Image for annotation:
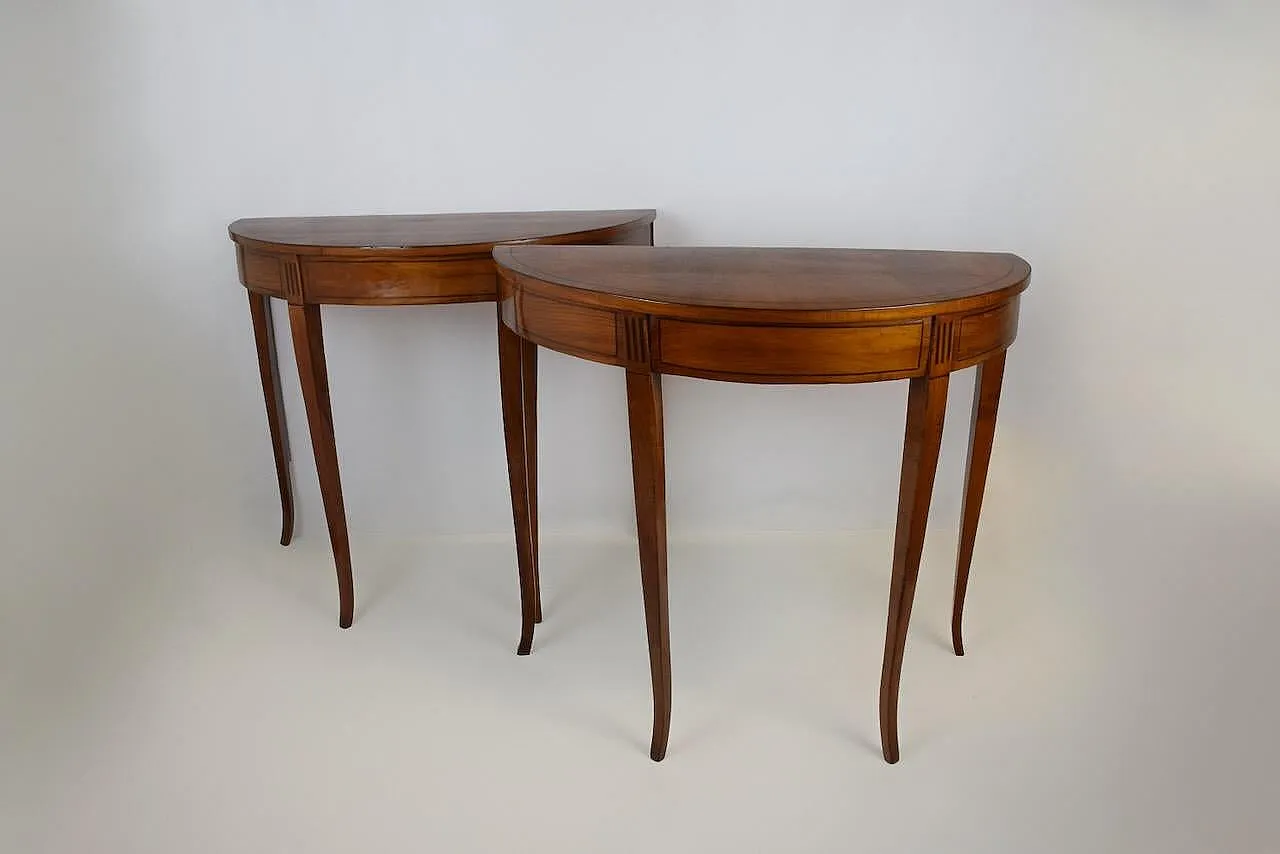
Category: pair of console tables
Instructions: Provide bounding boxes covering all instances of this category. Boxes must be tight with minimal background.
[229,210,1029,764]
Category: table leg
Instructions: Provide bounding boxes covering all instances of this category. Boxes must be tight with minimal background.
[626,370,671,762]
[521,338,542,624]
[287,303,355,629]
[247,291,294,546]
[880,374,949,763]
[952,351,1007,656]
[498,319,539,655]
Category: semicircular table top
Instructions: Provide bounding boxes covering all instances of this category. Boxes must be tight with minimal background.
[229,209,656,257]
[493,245,1030,319]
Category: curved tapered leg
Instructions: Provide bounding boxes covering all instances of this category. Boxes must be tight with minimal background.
[880,374,949,763]
[952,351,1006,657]
[626,370,671,762]
[247,291,294,546]
[498,318,538,655]
[287,303,355,629]
[521,338,542,624]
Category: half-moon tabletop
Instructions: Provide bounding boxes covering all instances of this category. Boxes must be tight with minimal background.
[491,244,1030,763]
[229,210,656,628]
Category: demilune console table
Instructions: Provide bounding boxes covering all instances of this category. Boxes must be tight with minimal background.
[492,244,1030,763]
[229,210,656,627]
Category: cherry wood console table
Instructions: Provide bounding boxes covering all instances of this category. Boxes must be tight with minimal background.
[493,245,1030,763]
[229,210,655,627]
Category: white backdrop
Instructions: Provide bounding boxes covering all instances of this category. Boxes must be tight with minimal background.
[10,0,1277,549]
[2,2,1279,840]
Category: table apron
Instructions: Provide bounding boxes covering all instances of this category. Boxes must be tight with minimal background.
[235,220,653,306]
[239,248,506,305]
[502,289,1020,382]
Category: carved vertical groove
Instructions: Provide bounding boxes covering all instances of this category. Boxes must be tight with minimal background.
[281,256,305,303]
[617,313,650,364]
[931,317,957,371]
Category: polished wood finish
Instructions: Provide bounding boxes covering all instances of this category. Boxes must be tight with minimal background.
[625,370,672,762]
[495,246,1026,318]
[494,245,1029,763]
[497,319,539,655]
[656,318,926,382]
[520,338,542,625]
[230,211,655,627]
[231,211,656,255]
[880,373,949,763]
[287,302,354,628]
[233,212,656,307]
[247,291,293,547]
[952,349,1007,657]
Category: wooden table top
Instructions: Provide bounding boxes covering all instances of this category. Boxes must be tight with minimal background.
[229,210,656,257]
[493,246,1030,321]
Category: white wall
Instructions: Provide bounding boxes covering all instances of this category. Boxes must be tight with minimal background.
[2,0,1278,843]
[5,0,1277,546]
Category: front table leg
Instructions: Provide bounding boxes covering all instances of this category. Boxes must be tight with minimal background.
[952,351,1007,656]
[625,370,672,762]
[498,320,539,655]
[287,303,355,629]
[247,291,294,546]
[880,374,949,763]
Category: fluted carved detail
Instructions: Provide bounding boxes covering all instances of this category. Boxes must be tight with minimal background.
[617,313,650,364]
[930,317,957,371]
[281,256,305,303]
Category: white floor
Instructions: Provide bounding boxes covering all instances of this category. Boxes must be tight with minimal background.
[6,514,1278,853]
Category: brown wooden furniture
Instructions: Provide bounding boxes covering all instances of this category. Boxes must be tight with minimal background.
[493,245,1030,763]
[229,211,656,628]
